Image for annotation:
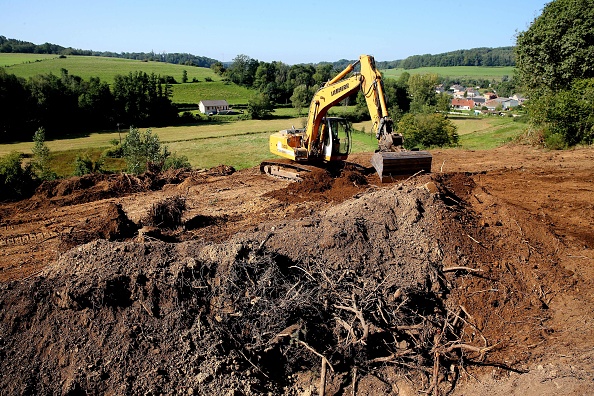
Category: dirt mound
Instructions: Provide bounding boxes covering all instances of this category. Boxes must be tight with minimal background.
[266,163,371,204]
[0,175,541,395]
[58,202,138,251]
[27,166,237,209]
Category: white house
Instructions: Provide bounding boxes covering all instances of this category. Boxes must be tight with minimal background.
[199,100,230,114]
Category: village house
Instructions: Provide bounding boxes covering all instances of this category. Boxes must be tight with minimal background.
[485,97,519,111]
[450,84,465,93]
[199,100,230,115]
[451,98,475,110]
[472,97,486,108]
[512,94,527,105]
[483,92,498,100]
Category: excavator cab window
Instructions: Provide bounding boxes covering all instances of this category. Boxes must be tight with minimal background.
[327,118,351,156]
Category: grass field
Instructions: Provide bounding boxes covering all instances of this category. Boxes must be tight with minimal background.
[451,115,527,149]
[0,115,526,177]
[381,66,516,81]
[0,54,256,104]
[352,114,527,150]
[171,82,254,105]
[0,54,221,84]
[0,53,60,67]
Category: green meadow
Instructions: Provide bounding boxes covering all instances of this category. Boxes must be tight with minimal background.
[172,82,253,105]
[381,66,515,80]
[449,115,527,149]
[1,54,220,83]
[0,54,253,105]
[0,53,60,67]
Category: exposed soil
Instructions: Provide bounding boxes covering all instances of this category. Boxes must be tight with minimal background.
[0,145,593,395]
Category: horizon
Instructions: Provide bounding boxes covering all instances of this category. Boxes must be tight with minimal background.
[2,1,549,64]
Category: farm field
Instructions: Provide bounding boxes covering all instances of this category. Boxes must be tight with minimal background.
[449,115,528,149]
[381,65,515,80]
[171,82,253,105]
[0,53,252,105]
[0,53,59,67]
[0,54,220,84]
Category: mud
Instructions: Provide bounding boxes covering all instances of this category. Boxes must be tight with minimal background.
[0,145,593,395]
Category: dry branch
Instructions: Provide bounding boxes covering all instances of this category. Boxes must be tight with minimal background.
[442,266,483,273]
[334,302,369,345]
[297,340,334,373]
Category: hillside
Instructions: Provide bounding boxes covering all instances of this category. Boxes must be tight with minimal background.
[0,54,220,84]
[0,53,254,105]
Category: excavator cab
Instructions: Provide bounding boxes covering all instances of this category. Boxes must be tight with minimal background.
[321,117,351,161]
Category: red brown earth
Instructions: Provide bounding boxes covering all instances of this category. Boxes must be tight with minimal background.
[0,145,592,395]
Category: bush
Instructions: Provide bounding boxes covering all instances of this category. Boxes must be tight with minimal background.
[163,153,191,170]
[103,144,123,158]
[247,93,273,119]
[397,113,459,149]
[122,127,170,174]
[528,78,594,147]
[0,152,37,200]
[73,154,104,176]
[544,133,567,150]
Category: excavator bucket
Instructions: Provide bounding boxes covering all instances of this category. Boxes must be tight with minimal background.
[371,151,433,182]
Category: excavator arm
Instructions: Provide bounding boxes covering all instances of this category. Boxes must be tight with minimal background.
[304,55,395,157]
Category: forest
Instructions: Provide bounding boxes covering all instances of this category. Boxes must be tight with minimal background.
[0,68,178,142]
[377,47,516,69]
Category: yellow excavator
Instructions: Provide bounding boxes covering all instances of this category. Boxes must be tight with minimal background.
[260,55,432,181]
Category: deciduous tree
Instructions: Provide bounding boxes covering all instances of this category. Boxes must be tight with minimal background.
[515,0,594,93]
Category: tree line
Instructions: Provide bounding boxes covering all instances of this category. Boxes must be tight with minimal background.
[0,68,178,142]
[1,36,517,71]
[377,47,516,69]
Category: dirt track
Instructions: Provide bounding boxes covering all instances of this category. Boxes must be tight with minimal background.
[0,145,593,395]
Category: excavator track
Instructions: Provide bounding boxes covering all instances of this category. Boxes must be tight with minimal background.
[260,160,317,181]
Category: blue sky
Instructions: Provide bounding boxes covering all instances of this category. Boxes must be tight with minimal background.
[1,0,550,64]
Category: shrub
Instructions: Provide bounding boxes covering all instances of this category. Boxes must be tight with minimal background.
[122,127,170,174]
[73,154,104,176]
[163,153,191,170]
[397,113,459,149]
[528,79,594,147]
[544,133,567,150]
[31,127,57,181]
[0,152,37,200]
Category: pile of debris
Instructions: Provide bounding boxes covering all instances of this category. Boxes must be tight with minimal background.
[0,175,524,395]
